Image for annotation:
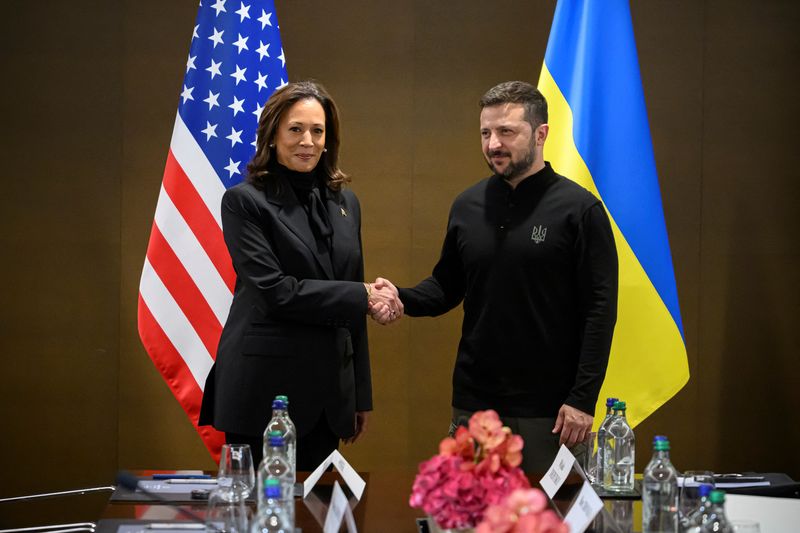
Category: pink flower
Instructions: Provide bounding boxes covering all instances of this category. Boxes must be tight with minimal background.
[476,489,568,533]
[440,426,476,461]
[469,410,506,450]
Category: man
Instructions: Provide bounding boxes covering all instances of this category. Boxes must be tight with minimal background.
[383,81,618,472]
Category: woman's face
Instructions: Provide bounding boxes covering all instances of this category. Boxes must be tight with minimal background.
[273,98,326,173]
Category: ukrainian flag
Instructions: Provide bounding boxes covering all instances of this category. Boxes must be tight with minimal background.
[538,0,689,427]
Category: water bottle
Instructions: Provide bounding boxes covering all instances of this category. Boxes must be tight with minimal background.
[250,478,293,533]
[257,432,294,524]
[604,401,635,491]
[642,435,679,532]
[595,397,619,487]
[699,490,733,532]
[265,398,296,483]
[683,483,714,532]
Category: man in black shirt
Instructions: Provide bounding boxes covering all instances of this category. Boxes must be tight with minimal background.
[378,81,618,471]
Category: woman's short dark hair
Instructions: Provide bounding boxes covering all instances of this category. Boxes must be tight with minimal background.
[479,81,548,129]
[247,80,349,191]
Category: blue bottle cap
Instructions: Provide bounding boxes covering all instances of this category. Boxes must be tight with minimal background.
[654,435,668,442]
[272,399,287,409]
[698,483,714,497]
[606,397,619,407]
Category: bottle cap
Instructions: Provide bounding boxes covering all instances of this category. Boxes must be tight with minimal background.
[698,483,714,497]
[272,399,287,410]
[613,401,626,410]
[709,489,726,504]
[275,395,289,404]
[268,432,285,447]
[653,439,670,451]
[654,435,668,441]
[606,397,619,407]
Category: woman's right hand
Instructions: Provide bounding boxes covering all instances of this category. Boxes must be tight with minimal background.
[365,280,403,325]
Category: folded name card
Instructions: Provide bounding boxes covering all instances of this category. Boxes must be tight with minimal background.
[303,449,366,500]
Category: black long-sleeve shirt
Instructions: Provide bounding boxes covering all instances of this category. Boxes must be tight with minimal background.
[399,162,618,417]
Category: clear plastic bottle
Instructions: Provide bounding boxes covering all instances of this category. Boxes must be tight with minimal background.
[604,401,635,491]
[257,432,294,524]
[595,397,619,487]
[699,490,733,532]
[683,483,714,532]
[250,478,293,533]
[642,435,679,532]
[265,398,296,483]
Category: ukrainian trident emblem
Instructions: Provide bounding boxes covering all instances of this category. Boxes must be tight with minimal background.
[531,225,547,244]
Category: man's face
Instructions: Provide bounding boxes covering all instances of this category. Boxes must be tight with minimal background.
[480,103,537,180]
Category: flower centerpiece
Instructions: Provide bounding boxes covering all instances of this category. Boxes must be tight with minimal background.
[410,410,564,532]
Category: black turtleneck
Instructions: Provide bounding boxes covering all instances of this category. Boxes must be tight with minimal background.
[270,161,333,246]
[398,162,618,418]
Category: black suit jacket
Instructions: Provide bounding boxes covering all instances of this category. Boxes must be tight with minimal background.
[199,177,372,439]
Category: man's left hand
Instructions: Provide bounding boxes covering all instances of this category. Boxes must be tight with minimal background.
[344,411,370,444]
[552,404,593,447]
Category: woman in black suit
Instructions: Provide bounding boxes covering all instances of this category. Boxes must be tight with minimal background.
[199,81,401,469]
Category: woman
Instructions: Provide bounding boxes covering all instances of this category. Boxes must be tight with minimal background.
[199,81,400,469]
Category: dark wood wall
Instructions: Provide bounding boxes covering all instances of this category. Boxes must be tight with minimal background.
[1,0,797,524]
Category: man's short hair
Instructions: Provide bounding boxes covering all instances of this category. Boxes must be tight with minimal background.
[479,81,548,129]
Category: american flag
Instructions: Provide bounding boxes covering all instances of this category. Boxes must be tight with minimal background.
[138,0,288,458]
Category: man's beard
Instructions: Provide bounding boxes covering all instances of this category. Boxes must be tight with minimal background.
[486,147,536,180]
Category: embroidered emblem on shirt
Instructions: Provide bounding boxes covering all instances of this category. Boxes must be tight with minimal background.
[531,225,547,244]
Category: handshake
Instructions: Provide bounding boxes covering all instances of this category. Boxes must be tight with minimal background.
[364,277,403,325]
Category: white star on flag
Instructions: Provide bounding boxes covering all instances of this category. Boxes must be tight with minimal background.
[278,48,285,67]
[186,55,197,72]
[226,127,243,147]
[235,2,251,21]
[211,0,227,16]
[230,65,247,85]
[201,121,218,140]
[181,85,194,103]
[258,10,272,28]
[206,59,222,78]
[208,27,225,48]
[224,158,242,177]
[204,90,220,110]
[228,96,246,116]
[256,41,270,60]
[233,33,249,53]
[254,72,268,92]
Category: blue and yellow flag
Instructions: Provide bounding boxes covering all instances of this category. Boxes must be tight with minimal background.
[538,0,688,427]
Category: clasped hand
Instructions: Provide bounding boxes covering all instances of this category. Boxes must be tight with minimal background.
[366,277,403,325]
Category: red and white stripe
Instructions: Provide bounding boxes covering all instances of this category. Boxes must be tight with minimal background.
[138,113,235,458]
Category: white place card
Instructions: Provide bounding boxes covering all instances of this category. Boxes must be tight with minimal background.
[322,481,357,533]
[302,449,366,501]
[330,450,366,500]
[563,481,604,533]
[540,445,577,499]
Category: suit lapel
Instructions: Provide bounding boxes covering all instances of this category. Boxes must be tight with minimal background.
[267,177,335,280]
[324,188,353,280]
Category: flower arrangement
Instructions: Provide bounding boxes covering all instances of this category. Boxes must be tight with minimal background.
[409,410,533,530]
